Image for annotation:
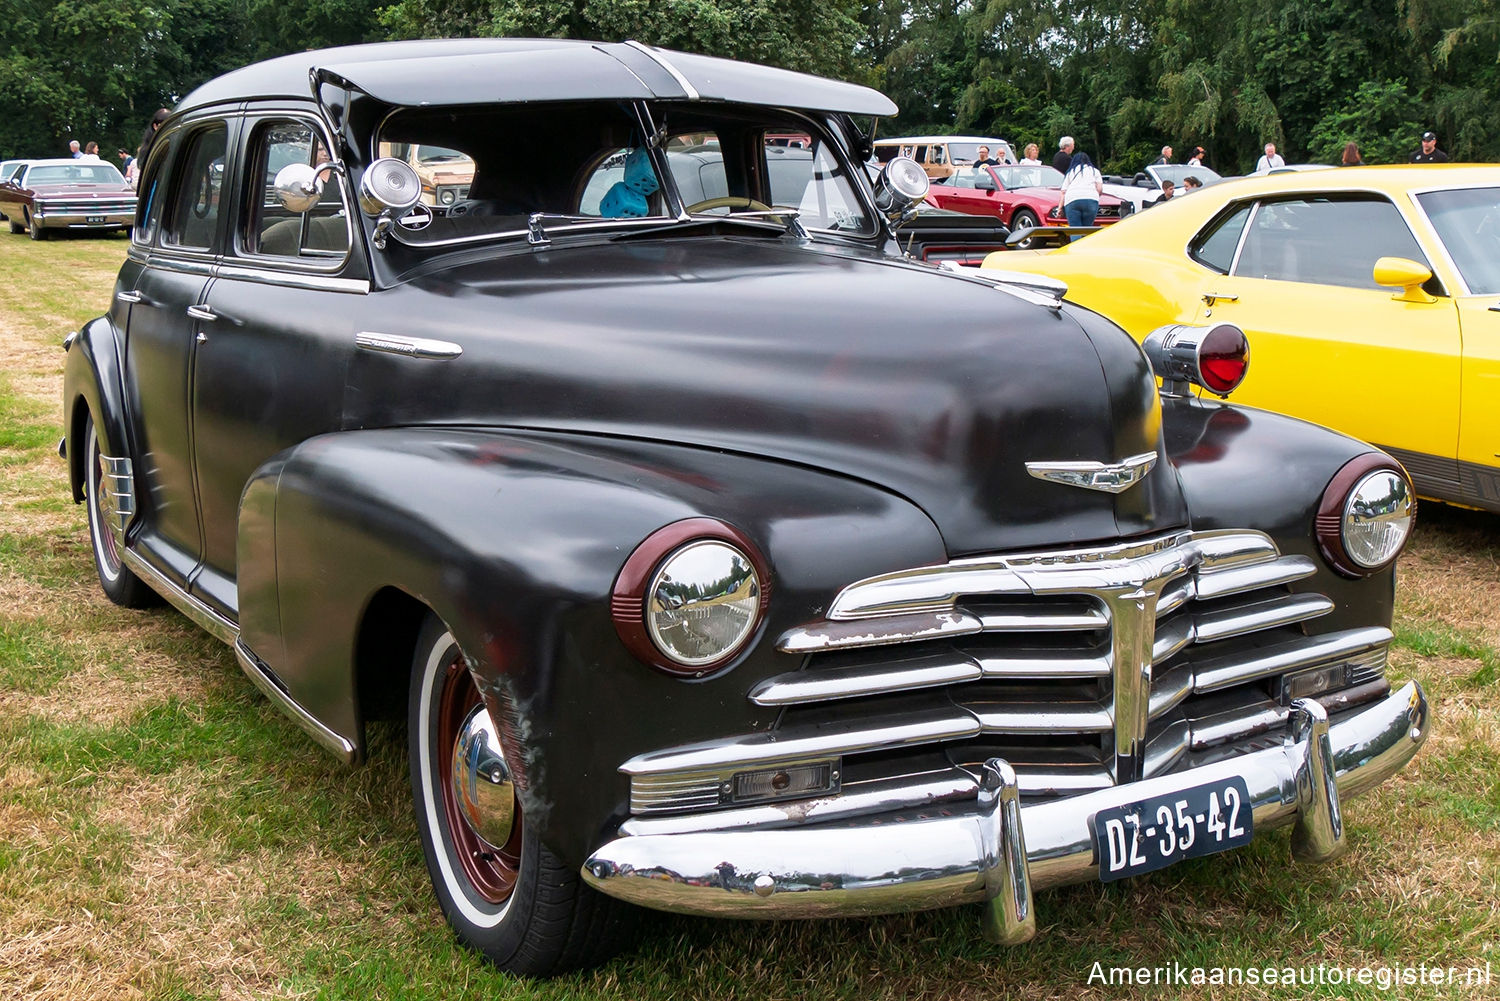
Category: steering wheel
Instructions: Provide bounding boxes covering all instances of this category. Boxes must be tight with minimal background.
[685,196,773,214]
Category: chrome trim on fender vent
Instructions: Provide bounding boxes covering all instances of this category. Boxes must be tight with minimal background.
[355,331,463,359]
[627,530,1391,816]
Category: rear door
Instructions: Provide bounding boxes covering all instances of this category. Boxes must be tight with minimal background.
[1188,194,1460,474]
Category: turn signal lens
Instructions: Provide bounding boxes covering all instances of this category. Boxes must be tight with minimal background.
[1316,456,1416,576]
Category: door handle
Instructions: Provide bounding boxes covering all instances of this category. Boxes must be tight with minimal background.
[186,304,217,322]
[1201,292,1239,306]
[115,290,144,304]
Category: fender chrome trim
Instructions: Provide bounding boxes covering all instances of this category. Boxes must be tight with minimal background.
[235,639,357,764]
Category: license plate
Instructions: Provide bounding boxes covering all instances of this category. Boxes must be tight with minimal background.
[86,215,105,224]
[1093,776,1252,881]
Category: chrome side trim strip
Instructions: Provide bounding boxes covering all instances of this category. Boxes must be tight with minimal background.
[624,40,701,100]
[355,331,463,359]
[234,639,357,764]
[120,548,238,646]
[216,264,369,294]
[619,709,979,775]
[582,683,1428,918]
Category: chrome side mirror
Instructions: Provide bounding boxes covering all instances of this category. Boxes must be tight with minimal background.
[873,156,930,223]
[274,161,345,213]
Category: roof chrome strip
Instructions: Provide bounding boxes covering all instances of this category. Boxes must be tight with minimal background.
[624,40,701,100]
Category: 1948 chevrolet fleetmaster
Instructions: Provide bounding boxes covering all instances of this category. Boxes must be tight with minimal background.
[62,38,1429,976]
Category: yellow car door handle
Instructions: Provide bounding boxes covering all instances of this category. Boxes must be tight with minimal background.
[1202,292,1239,306]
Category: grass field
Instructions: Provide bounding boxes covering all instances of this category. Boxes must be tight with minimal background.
[0,233,1496,1000]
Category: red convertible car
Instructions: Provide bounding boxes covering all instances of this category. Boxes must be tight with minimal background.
[0,158,136,240]
[926,164,1128,233]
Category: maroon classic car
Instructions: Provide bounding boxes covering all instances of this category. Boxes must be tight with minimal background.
[926,163,1128,233]
[1,158,136,240]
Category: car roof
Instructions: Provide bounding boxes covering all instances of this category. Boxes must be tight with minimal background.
[177,38,897,118]
[22,158,106,168]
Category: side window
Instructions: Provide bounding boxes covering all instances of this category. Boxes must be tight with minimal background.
[1189,203,1251,274]
[245,119,350,261]
[162,124,228,251]
[133,133,176,247]
[1233,196,1428,290]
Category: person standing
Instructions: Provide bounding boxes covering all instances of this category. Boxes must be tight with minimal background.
[1019,143,1041,165]
[972,145,998,167]
[1341,142,1364,166]
[1060,151,1103,236]
[1152,145,1173,165]
[81,142,101,161]
[68,139,82,158]
[1411,131,1448,163]
[136,108,170,171]
[1255,143,1285,172]
[1187,146,1206,167]
[1053,136,1075,174]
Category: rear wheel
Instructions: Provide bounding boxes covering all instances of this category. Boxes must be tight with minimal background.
[84,416,154,607]
[7,218,21,235]
[409,615,631,975]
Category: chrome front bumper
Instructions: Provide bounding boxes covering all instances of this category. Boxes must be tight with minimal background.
[582,682,1427,943]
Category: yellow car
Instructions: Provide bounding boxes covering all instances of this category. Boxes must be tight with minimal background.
[984,165,1500,513]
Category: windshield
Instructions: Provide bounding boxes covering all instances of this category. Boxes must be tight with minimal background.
[26,164,126,185]
[375,101,873,246]
[1152,164,1222,186]
[992,165,1064,188]
[1416,186,1500,295]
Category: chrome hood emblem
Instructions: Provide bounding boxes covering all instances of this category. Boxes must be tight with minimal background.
[1025,451,1158,494]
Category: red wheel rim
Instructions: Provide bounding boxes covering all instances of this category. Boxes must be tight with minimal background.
[436,650,522,905]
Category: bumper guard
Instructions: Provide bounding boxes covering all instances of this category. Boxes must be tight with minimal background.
[581,682,1427,943]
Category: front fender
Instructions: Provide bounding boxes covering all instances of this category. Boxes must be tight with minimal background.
[61,313,130,501]
[238,427,947,864]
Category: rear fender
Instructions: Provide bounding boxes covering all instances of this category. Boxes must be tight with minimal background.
[61,314,130,501]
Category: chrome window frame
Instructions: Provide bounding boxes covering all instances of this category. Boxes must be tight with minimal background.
[232,111,355,274]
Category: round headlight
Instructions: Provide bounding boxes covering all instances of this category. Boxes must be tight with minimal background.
[611,519,770,677]
[1315,456,1415,576]
[1342,470,1414,568]
[647,541,761,667]
[440,188,457,205]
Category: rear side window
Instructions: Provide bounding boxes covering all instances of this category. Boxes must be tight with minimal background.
[243,119,350,261]
[1233,196,1428,290]
[1189,203,1251,274]
[162,124,228,251]
[133,134,175,247]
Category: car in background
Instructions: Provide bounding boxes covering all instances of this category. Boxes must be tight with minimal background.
[0,159,30,219]
[377,142,476,213]
[984,164,1500,513]
[1,158,136,239]
[928,163,1128,234]
[872,135,1017,179]
[1103,163,1224,210]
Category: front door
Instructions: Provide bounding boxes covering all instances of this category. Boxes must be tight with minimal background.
[1191,195,1461,477]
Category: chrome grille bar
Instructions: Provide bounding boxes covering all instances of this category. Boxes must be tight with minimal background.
[749,654,980,706]
[966,701,1112,734]
[1193,626,1392,694]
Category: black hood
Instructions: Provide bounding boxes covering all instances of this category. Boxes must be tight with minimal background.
[346,236,1188,555]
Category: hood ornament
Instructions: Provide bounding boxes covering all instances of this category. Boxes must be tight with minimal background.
[1026,451,1158,494]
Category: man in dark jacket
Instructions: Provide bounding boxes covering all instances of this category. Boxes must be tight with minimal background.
[1053,136,1074,174]
[1411,131,1449,163]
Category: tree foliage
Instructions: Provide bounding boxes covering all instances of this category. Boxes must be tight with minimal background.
[5,0,1500,173]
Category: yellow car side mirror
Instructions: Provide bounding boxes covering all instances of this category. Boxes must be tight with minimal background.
[1373,256,1437,303]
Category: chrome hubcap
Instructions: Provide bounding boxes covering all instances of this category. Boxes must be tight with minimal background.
[450,704,515,849]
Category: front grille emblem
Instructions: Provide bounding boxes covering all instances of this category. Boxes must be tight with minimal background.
[1025,451,1157,494]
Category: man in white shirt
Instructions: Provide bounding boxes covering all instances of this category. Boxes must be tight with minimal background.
[1255,143,1285,173]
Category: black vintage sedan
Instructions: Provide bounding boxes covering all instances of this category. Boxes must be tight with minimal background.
[62,38,1428,976]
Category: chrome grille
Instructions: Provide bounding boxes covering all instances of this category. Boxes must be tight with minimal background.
[621,530,1391,818]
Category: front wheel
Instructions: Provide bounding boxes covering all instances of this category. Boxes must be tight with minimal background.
[409,615,631,975]
[84,415,155,607]
[1009,208,1040,248]
[28,217,45,240]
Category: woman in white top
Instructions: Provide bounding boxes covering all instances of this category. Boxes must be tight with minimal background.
[1019,142,1042,165]
[1060,151,1103,234]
